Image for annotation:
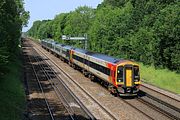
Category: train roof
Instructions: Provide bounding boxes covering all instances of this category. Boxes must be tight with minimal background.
[41,40,134,64]
[56,43,63,47]
[52,41,58,45]
[41,39,55,43]
[73,48,89,54]
[72,47,124,63]
[87,52,121,63]
[62,45,73,50]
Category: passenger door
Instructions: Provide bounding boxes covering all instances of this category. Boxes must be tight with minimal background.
[125,67,133,87]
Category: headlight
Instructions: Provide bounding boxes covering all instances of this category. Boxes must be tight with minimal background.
[118,79,123,82]
[134,79,139,82]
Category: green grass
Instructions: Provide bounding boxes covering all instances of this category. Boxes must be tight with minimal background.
[0,56,25,120]
[140,63,180,94]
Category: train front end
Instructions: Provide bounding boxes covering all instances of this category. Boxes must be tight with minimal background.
[116,62,140,96]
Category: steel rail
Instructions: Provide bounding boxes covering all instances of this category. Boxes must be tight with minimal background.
[139,91,180,112]
[119,97,154,120]
[33,48,96,120]
[27,50,55,120]
[35,39,180,120]
[137,94,180,120]
[32,49,74,120]
[33,42,118,120]
[141,84,180,103]
[31,47,96,120]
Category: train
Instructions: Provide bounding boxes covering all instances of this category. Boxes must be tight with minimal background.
[41,39,141,96]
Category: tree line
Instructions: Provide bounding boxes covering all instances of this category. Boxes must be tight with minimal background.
[27,0,180,72]
[0,0,29,74]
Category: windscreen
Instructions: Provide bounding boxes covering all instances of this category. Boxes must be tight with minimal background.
[117,66,123,82]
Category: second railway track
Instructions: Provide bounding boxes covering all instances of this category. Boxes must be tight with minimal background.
[27,38,180,120]
[26,39,118,119]
[30,39,118,120]
[23,40,96,120]
[23,47,55,120]
[31,49,95,120]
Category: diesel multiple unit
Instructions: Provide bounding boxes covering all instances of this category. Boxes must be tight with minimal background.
[41,39,141,96]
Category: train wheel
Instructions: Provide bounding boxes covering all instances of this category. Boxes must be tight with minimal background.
[89,74,95,82]
[109,86,118,97]
[82,69,88,77]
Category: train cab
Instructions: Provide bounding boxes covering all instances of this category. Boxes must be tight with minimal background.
[116,62,140,96]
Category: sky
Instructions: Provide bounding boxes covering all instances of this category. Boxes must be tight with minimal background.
[23,0,103,32]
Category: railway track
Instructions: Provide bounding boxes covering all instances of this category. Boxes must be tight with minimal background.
[39,54,96,119]
[31,50,90,120]
[30,47,96,119]
[28,54,56,120]
[23,46,56,120]
[119,97,154,120]
[141,83,180,103]
[23,40,96,119]
[138,92,180,120]
[29,38,180,120]
[138,85,180,120]
[31,40,118,120]
[120,86,180,120]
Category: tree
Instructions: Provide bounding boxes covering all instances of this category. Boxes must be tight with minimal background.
[0,0,29,74]
[26,1,180,72]
[153,2,180,71]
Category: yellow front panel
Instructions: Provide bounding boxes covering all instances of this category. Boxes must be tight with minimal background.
[126,68,132,87]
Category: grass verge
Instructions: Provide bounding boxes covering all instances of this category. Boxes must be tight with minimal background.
[0,55,25,120]
[140,63,180,94]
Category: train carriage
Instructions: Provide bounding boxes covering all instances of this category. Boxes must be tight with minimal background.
[41,39,48,48]
[41,39,55,51]
[61,45,73,61]
[54,44,62,55]
[71,48,89,70]
[54,44,65,57]
[86,53,115,84]
[41,39,141,96]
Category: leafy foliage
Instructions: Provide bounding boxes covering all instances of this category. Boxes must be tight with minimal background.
[27,1,179,72]
[153,3,180,71]
[0,0,29,74]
